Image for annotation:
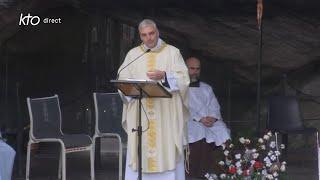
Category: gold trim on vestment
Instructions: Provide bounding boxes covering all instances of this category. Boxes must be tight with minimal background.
[145,48,159,172]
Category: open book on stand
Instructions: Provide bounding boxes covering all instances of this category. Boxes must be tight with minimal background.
[110,79,172,98]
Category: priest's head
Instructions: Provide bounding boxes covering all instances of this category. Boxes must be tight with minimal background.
[186,57,201,82]
[138,19,159,49]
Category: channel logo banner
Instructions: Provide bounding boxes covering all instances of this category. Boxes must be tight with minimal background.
[19,13,62,26]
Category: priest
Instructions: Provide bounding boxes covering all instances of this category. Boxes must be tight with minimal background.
[117,19,190,180]
[186,57,231,178]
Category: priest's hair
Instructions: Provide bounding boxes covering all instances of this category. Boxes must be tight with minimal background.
[138,19,158,31]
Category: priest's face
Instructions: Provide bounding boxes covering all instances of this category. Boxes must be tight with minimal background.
[186,58,201,82]
[139,25,159,49]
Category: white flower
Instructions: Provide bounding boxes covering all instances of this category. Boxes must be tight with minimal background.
[221,144,226,150]
[225,159,232,166]
[237,169,243,175]
[280,144,285,149]
[273,171,279,177]
[224,150,229,156]
[269,141,276,148]
[280,164,286,172]
[261,145,266,150]
[205,173,218,180]
[262,169,267,175]
[211,174,218,179]
[229,143,234,148]
[266,174,274,179]
[220,174,226,179]
[267,131,272,136]
[270,155,277,161]
[263,135,270,140]
[275,151,281,156]
[205,173,210,178]
[252,148,257,153]
[235,161,242,168]
[282,161,287,165]
[266,162,272,167]
[253,153,259,159]
[239,137,246,144]
[218,161,225,166]
[250,160,256,166]
[264,157,272,167]
[258,138,264,143]
[214,174,218,179]
[268,150,273,156]
[245,139,251,144]
[264,157,271,162]
[235,153,241,159]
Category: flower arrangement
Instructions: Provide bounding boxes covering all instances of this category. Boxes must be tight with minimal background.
[205,131,287,180]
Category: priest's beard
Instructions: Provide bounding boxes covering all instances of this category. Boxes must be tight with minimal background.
[190,76,199,83]
[189,76,200,87]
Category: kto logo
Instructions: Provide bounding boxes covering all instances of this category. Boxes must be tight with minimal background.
[19,13,40,26]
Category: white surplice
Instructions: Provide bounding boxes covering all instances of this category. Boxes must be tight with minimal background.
[188,82,230,146]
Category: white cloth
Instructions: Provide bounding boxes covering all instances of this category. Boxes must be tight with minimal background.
[188,82,231,146]
[124,149,185,180]
[0,140,16,180]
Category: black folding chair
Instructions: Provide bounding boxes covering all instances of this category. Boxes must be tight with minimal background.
[26,95,95,180]
[267,96,319,161]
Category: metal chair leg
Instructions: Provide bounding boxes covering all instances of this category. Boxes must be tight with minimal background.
[117,136,123,180]
[58,149,62,179]
[62,149,66,180]
[25,141,32,180]
[316,132,319,180]
[90,144,95,180]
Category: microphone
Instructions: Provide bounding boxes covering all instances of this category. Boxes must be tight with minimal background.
[116,49,151,80]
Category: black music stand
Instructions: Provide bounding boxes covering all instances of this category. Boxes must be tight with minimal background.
[110,79,172,180]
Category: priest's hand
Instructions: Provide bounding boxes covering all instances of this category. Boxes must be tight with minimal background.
[147,70,165,81]
[200,117,217,127]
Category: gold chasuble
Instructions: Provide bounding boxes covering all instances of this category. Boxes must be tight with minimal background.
[118,40,190,173]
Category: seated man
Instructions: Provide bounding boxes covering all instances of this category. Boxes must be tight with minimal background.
[0,130,16,180]
[186,57,231,178]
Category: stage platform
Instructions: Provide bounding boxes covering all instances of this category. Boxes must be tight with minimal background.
[11,139,318,180]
